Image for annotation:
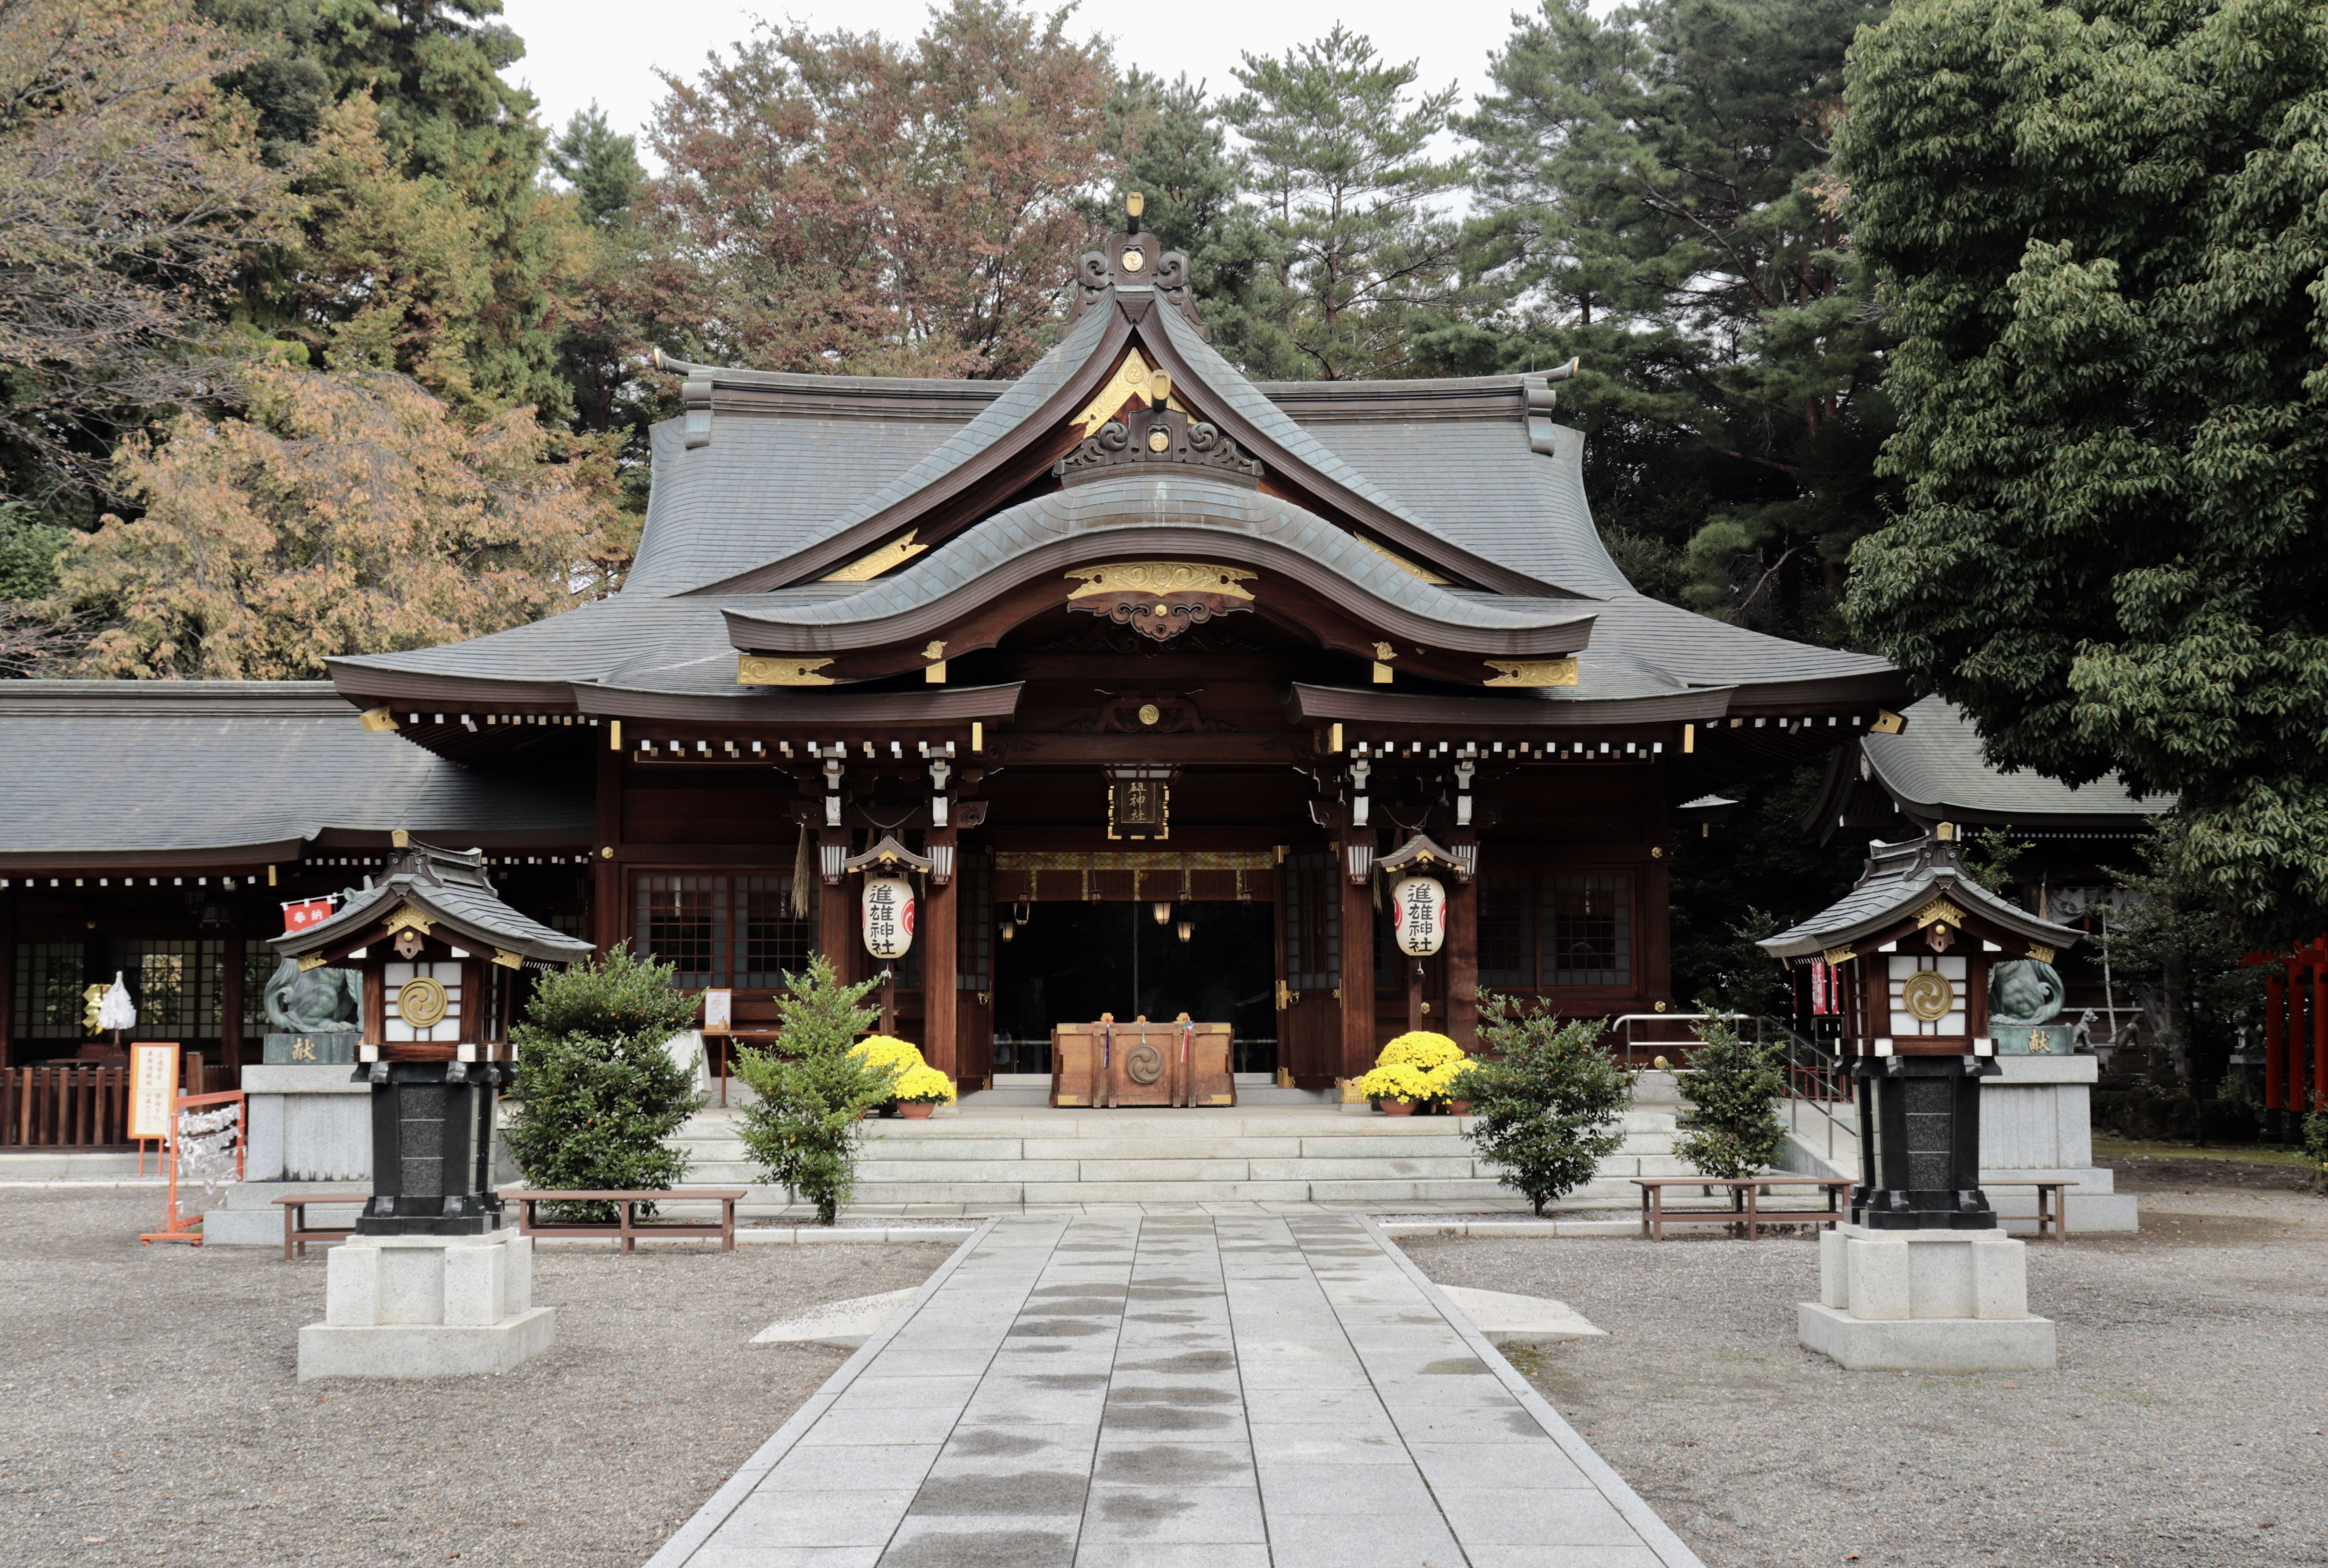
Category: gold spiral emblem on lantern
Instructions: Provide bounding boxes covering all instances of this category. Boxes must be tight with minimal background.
[1900,970,1954,1023]
[397,975,450,1030]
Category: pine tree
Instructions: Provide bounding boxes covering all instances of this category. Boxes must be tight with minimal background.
[1095,70,1268,350]
[1223,25,1468,380]
[1450,0,1893,641]
[503,945,705,1223]
[732,953,893,1226]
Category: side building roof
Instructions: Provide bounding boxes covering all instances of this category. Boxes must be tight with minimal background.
[0,682,592,873]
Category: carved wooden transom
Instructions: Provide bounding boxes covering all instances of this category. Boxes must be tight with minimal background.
[1064,561,1257,643]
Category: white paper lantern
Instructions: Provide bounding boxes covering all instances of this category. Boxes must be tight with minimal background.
[862,873,916,959]
[1389,875,1447,958]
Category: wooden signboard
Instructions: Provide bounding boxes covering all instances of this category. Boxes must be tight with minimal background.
[1050,1015,1235,1108]
[128,1042,179,1143]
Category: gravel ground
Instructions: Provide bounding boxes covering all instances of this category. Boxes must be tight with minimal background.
[1402,1181,2328,1568]
[0,1189,950,1568]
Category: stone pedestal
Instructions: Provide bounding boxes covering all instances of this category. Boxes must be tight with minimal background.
[1981,1054,2138,1232]
[1798,1223,2055,1372]
[298,1226,554,1379]
[262,1029,362,1065]
[199,1064,374,1248]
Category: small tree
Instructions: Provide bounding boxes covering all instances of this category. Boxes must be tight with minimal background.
[1462,994,1635,1215]
[1672,1012,1789,1208]
[732,953,895,1225]
[504,944,704,1223]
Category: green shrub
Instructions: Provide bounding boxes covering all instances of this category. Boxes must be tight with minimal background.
[2303,1113,2328,1189]
[503,944,705,1223]
[1461,994,1635,1215]
[1673,1013,1788,1203]
[732,953,895,1224]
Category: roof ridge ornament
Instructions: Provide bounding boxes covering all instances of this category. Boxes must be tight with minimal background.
[1064,192,1212,340]
[1054,400,1263,487]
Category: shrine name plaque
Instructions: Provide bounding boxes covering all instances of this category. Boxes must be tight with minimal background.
[1050,1016,1235,1108]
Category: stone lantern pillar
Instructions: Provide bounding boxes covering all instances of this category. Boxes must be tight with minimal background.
[1760,828,2081,1372]
[274,837,593,1379]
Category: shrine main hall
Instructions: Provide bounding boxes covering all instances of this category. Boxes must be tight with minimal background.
[0,221,1903,1090]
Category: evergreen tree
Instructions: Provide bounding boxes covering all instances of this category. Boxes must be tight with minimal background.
[549,102,644,229]
[1462,997,1636,1215]
[1094,71,1266,345]
[1671,1013,1788,1201]
[1840,0,2328,940]
[732,953,893,1226]
[503,945,705,1223]
[1451,0,1893,641]
[1223,26,1468,380]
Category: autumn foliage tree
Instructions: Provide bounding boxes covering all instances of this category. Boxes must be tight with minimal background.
[0,0,287,509]
[52,367,614,678]
[637,0,1114,378]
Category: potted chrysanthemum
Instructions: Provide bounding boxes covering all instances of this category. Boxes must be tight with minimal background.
[890,1063,957,1118]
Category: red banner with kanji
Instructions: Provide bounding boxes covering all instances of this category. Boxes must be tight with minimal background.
[282,897,334,936]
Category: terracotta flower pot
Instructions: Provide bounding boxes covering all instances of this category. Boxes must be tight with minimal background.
[1448,1100,1473,1116]
[1382,1098,1415,1117]
[898,1101,936,1119]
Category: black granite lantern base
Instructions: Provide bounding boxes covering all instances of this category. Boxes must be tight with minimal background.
[351,1059,517,1237]
[1849,1054,2000,1231]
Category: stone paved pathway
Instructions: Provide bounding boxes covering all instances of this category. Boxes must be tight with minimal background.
[647,1213,1702,1568]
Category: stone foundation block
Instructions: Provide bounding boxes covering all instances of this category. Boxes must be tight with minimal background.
[300,1226,550,1379]
[1798,1302,2055,1372]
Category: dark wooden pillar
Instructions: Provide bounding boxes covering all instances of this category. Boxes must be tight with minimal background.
[1338,872,1375,1081]
[1404,960,1423,1035]
[922,843,957,1082]
[1445,874,1477,1048]
[817,828,859,984]
[0,889,15,1066]
[592,742,622,955]
[219,913,245,1073]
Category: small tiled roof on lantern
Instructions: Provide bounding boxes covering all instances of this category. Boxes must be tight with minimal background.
[1759,834,2082,961]
[271,839,594,965]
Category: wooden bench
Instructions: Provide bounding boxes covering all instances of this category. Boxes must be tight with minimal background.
[274,1192,370,1261]
[1634,1177,1853,1241]
[508,1189,746,1253]
[1983,1180,2074,1243]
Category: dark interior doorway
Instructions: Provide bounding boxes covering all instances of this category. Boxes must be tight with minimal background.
[992,902,1277,1075]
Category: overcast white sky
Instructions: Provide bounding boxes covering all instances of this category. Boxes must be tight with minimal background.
[495,0,1539,160]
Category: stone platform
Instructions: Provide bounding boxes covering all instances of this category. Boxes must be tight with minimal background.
[667,1078,1688,1218]
[648,1212,1704,1568]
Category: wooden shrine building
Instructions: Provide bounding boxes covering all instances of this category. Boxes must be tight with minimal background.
[0,216,1905,1093]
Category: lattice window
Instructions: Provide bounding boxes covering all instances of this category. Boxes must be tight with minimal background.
[117,938,223,1039]
[12,942,86,1040]
[1479,874,1535,988]
[1547,874,1631,987]
[1281,851,1340,992]
[735,875,813,988]
[1475,873,1634,990]
[635,875,725,989]
[958,852,993,993]
[242,940,279,1036]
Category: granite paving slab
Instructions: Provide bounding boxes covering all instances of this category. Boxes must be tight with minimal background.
[646,1213,1703,1568]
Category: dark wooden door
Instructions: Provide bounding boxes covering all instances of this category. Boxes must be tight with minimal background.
[1277,850,1342,1086]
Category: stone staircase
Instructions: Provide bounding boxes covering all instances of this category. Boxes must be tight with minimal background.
[668,1072,1693,1215]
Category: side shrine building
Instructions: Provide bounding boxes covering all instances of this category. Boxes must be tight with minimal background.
[0,221,1905,1092]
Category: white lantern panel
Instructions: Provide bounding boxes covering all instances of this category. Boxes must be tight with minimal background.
[862,875,916,959]
[384,959,465,1043]
[1390,876,1448,958]
[1887,954,1966,1036]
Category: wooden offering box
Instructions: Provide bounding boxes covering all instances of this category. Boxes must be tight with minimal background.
[1051,1014,1234,1108]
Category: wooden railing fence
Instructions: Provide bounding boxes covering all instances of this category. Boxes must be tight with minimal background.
[0,1060,213,1150]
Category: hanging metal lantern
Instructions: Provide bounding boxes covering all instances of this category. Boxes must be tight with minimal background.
[1390,875,1447,958]
[862,873,915,959]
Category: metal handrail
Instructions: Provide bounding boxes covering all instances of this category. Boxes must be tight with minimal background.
[1606,1011,1857,1173]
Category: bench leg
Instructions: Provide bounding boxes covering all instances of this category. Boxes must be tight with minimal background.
[284,1205,296,1264]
